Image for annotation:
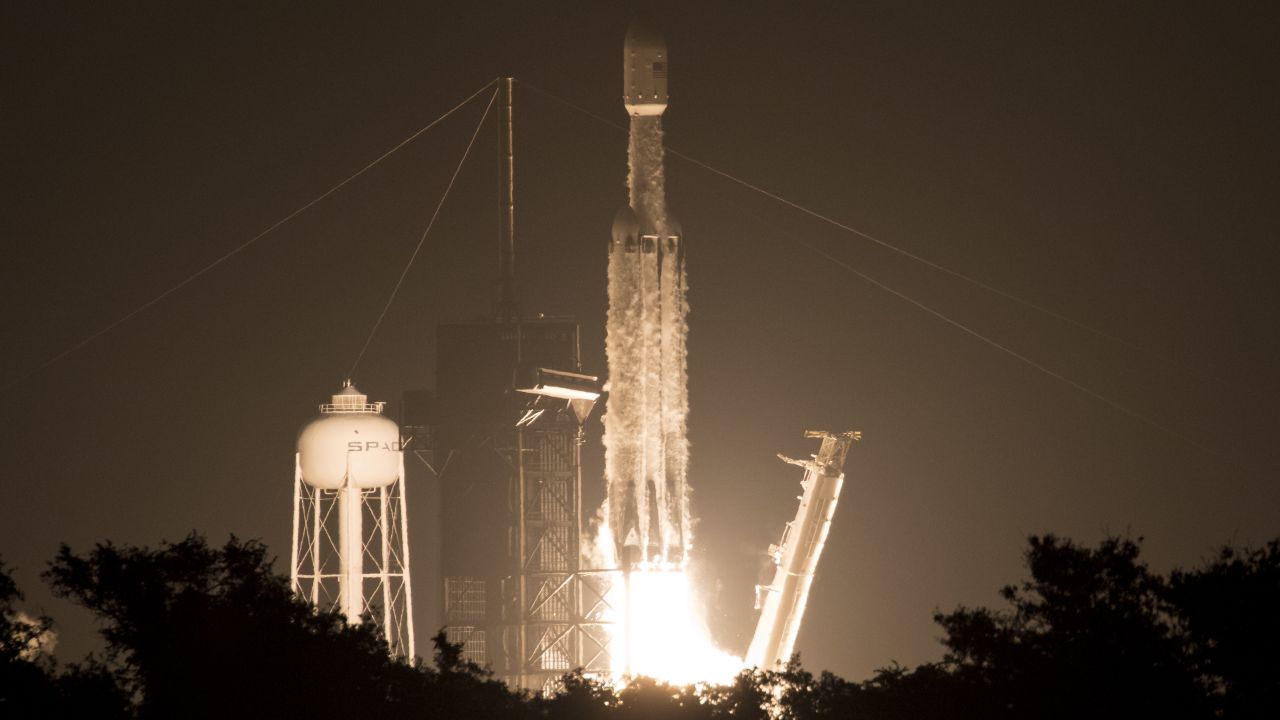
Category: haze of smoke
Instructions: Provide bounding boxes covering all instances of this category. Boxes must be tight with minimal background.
[661,245,691,554]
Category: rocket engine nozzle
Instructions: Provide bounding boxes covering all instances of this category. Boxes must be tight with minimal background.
[620,543,643,571]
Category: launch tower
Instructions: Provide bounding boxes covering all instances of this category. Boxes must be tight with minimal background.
[413,79,611,690]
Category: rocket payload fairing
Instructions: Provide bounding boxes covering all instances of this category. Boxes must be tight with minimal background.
[604,17,691,568]
[623,19,668,117]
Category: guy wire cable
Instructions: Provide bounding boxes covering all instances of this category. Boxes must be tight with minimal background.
[517,80,1194,375]
[346,86,500,378]
[6,78,500,391]
[522,79,1245,470]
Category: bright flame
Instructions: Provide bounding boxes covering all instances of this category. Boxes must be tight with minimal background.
[604,563,743,686]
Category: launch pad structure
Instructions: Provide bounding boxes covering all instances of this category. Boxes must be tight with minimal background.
[400,79,616,691]
[409,321,616,690]
[746,430,859,670]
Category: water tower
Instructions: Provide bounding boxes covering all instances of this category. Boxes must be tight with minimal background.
[292,381,414,659]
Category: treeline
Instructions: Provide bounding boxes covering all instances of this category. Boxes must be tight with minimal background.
[2,532,1277,719]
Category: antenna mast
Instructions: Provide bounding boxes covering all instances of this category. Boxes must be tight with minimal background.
[497,77,518,323]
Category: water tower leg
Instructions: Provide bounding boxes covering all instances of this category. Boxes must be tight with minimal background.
[380,485,392,643]
[397,457,415,659]
[311,487,322,605]
[291,456,302,595]
[339,483,364,621]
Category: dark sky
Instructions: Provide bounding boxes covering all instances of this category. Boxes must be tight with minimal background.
[2,1,1277,679]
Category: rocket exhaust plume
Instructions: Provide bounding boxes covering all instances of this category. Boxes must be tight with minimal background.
[595,18,740,685]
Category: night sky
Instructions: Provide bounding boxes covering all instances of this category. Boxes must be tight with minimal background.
[2,2,1277,680]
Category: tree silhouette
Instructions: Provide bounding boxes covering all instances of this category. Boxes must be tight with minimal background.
[612,675,712,720]
[540,668,620,720]
[423,628,535,719]
[44,534,513,719]
[1168,539,1280,719]
[1,557,58,715]
[1,558,131,718]
[6,531,1275,718]
[934,535,1208,719]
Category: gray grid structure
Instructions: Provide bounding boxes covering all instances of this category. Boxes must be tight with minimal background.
[419,319,614,691]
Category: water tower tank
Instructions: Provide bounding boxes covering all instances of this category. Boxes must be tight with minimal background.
[297,382,400,490]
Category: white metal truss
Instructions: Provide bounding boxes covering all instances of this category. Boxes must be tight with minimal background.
[746,430,858,669]
[291,453,415,659]
[475,420,615,689]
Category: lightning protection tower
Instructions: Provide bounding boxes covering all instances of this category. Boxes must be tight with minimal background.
[293,381,415,659]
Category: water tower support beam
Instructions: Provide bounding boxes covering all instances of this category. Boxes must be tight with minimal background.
[339,482,364,621]
[398,455,416,659]
[291,458,302,595]
[380,485,392,639]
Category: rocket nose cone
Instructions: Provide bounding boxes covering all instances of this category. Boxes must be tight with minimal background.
[665,212,683,239]
[612,205,640,243]
[625,15,665,53]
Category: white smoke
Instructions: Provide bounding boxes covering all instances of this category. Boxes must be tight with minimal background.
[599,115,691,565]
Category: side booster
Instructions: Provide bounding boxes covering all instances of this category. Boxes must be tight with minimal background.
[624,17,668,116]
